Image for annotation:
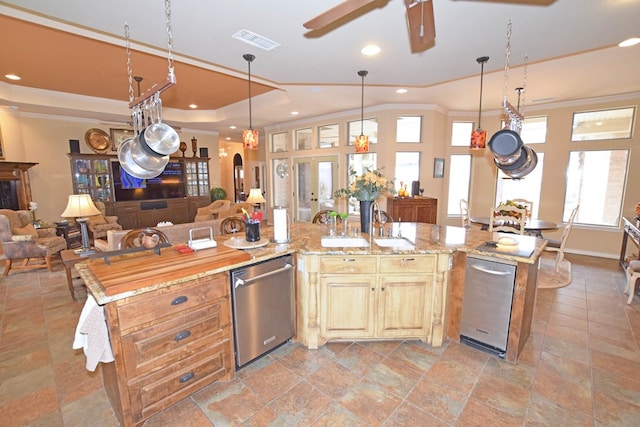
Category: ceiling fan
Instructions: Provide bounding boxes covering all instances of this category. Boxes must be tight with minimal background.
[304,0,435,53]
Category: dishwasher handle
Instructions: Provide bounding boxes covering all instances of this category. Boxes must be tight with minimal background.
[234,263,293,288]
[469,264,512,276]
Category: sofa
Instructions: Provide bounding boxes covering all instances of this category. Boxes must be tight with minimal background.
[0,209,67,275]
[94,216,241,252]
[194,201,254,222]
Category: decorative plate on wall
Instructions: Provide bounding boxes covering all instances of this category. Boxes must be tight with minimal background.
[84,128,110,153]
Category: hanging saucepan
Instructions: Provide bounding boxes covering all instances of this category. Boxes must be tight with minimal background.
[118,138,163,179]
[130,132,169,171]
[142,96,180,155]
[488,129,538,179]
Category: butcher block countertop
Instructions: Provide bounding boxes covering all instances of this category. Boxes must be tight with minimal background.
[78,222,546,305]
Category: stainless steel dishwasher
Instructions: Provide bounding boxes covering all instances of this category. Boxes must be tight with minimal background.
[230,255,295,368]
[460,255,516,358]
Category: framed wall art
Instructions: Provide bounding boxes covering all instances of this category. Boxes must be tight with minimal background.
[433,157,445,178]
[110,128,134,151]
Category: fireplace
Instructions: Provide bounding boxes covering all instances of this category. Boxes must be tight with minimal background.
[0,161,37,210]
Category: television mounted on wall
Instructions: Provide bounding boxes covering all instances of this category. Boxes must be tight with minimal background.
[111,161,186,201]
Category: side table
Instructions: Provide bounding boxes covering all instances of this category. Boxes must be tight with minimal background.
[60,249,88,300]
[56,222,82,249]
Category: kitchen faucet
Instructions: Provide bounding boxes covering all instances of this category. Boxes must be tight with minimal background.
[369,201,381,240]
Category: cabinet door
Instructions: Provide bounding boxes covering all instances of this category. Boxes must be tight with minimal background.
[319,275,376,339]
[377,275,432,338]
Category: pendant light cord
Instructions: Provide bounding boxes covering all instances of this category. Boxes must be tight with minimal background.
[244,54,255,129]
[358,70,368,135]
[476,56,489,129]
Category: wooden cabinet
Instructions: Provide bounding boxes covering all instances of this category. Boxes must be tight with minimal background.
[386,197,437,223]
[300,252,449,348]
[69,153,211,224]
[69,154,113,202]
[102,273,234,426]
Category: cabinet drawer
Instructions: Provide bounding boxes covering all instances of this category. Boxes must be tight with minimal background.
[121,301,230,378]
[320,256,377,274]
[380,255,435,274]
[129,341,232,423]
[116,274,228,331]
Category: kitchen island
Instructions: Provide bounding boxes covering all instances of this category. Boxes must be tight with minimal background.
[77,222,546,426]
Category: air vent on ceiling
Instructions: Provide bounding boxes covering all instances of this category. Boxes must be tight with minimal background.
[232,29,281,51]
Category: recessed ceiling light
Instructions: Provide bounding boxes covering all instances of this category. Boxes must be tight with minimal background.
[619,37,640,47]
[361,44,381,56]
[188,104,198,109]
[291,111,299,116]
[396,88,408,94]
[225,137,231,140]
[5,74,21,81]
[229,125,237,129]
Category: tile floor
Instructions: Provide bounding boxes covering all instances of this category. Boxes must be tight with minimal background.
[1,254,640,426]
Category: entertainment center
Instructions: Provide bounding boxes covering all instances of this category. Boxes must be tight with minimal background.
[68,153,211,229]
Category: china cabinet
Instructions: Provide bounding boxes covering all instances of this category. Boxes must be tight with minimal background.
[69,154,113,202]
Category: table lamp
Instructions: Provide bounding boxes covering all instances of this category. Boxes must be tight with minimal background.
[61,194,101,256]
[246,188,266,211]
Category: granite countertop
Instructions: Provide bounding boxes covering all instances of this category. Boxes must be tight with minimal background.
[77,222,546,304]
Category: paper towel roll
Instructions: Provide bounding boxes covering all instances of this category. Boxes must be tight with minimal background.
[273,208,288,242]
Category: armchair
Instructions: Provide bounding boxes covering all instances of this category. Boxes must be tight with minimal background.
[0,209,66,275]
[194,200,232,222]
[86,201,122,240]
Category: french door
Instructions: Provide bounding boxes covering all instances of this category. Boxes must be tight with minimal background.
[293,156,339,222]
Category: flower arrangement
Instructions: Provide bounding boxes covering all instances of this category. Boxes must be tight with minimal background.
[335,167,395,202]
[29,201,38,223]
[495,200,528,219]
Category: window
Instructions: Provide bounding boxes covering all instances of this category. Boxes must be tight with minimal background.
[501,116,548,144]
[271,132,288,152]
[564,150,629,226]
[495,153,545,219]
[395,152,420,193]
[571,107,635,141]
[348,118,378,145]
[295,128,312,150]
[346,153,377,214]
[396,116,422,143]
[318,124,339,148]
[447,155,471,215]
[451,122,473,146]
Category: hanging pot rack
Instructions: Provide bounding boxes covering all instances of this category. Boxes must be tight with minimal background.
[124,0,176,137]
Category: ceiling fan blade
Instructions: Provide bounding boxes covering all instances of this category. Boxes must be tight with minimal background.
[304,0,378,30]
[405,0,435,53]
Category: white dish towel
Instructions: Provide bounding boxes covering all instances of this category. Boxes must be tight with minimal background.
[73,294,115,371]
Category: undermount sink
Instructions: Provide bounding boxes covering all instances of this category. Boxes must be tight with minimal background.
[320,236,369,247]
[374,237,416,249]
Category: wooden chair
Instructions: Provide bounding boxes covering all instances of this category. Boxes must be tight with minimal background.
[120,228,169,249]
[544,205,579,272]
[220,216,246,235]
[489,204,527,235]
[312,210,342,224]
[373,209,393,224]
[459,199,470,229]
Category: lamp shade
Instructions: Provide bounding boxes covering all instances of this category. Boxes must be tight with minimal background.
[246,188,266,204]
[61,194,100,218]
[243,129,258,150]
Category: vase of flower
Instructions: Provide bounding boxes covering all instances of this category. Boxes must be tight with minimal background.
[360,200,372,233]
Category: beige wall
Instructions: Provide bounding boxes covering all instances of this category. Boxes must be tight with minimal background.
[0,110,219,224]
[263,95,639,259]
[2,93,638,259]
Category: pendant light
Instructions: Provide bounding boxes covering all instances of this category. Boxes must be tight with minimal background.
[470,56,489,150]
[242,53,258,150]
[355,70,369,153]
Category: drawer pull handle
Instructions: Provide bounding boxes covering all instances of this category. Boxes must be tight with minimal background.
[174,330,191,342]
[171,296,188,306]
[343,258,356,262]
[402,258,415,262]
[179,371,195,383]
